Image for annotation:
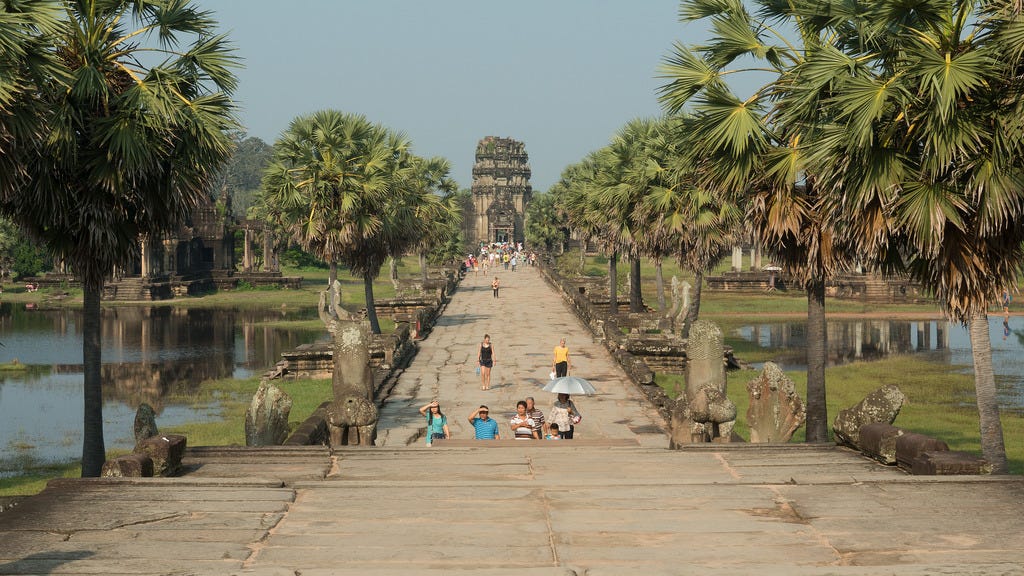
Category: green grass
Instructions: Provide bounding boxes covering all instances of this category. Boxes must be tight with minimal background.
[160,376,332,446]
[0,376,332,496]
[655,355,1024,474]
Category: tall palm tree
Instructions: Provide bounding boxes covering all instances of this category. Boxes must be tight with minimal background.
[801,0,1024,472]
[0,0,64,200]
[658,0,853,442]
[639,116,743,336]
[1,0,238,476]
[260,110,395,331]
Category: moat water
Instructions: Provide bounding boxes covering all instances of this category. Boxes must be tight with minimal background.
[0,304,323,473]
[733,315,1024,413]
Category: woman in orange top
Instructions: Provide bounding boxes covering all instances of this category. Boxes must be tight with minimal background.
[552,338,570,378]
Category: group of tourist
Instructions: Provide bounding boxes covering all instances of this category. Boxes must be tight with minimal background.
[419,394,582,445]
[462,242,538,278]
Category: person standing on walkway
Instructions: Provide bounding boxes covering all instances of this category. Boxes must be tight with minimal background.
[478,334,495,390]
[510,254,517,272]
[468,405,500,439]
[525,396,545,439]
[552,338,571,378]
[418,400,450,445]
[510,400,538,439]
[491,276,500,298]
[548,393,581,439]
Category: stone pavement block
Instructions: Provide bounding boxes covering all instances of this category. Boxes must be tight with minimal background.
[254,543,555,565]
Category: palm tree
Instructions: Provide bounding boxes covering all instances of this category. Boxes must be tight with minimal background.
[260,110,400,331]
[1,0,238,476]
[658,0,854,442]
[0,0,63,200]
[638,116,742,336]
[802,0,1024,472]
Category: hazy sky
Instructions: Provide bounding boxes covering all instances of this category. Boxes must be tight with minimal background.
[203,0,704,192]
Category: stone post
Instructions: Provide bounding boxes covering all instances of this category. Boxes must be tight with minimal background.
[262,229,273,272]
[731,246,743,271]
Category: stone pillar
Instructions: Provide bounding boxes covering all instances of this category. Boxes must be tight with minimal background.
[749,246,760,271]
[140,239,150,278]
[854,321,863,358]
[243,228,253,272]
[262,229,273,272]
[731,246,743,271]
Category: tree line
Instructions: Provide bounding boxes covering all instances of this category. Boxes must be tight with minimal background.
[527,0,1024,473]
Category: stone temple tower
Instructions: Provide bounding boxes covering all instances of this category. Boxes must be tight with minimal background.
[470,136,532,245]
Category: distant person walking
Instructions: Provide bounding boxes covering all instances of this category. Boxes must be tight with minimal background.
[418,400,450,446]
[478,334,495,390]
[552,338,571,378]
[548,393,581,439]
[491,276,500,298]
[468,406,500,439]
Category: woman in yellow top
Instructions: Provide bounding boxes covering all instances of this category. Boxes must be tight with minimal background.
[552,338,570,378]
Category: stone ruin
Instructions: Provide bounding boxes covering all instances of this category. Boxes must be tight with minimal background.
[664,276,691,332]
[670,320,738,445]
[319,281,377,446]
[468,136,532,245]
[745,362,806,443]
[245,379,292,446]
[101,402,186,477]
[832,383,906,447]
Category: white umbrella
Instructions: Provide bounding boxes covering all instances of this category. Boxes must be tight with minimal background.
[542,375,597,395]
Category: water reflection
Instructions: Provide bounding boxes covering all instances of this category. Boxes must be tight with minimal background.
[734,316,1024,411]
[0,304,323,469]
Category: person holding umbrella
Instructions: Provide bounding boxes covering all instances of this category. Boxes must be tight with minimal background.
[547,393,582,439]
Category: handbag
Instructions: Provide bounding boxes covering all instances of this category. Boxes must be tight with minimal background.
[571,415,582,425]
[549,371,556,380]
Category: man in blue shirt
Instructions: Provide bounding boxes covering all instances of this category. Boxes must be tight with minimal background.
[468,405,500,439]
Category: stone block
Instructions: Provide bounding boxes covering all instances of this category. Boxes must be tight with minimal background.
[833,384,905,447]
[134,434,187,476]
[911,451,993,475]
[857,423,904,465]
[895,432,948,471]
[100,454,154,478]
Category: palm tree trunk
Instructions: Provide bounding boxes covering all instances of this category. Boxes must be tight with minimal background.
[655,258,666,311]
[81,283,105,477]
[608,249,618,315]
[968,310,1009,473]
[682,271,704,339]
[805,280,828,442]
[629,255,643,312]
[329,261,338,288]
[578,241,586,274]
[419,252,428,284]
[364,273,381,334]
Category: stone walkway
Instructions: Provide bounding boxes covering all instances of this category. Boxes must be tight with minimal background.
[375,264,668,448]
[1,265,1023,575]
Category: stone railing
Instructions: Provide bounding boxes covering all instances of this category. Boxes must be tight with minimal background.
[283,266,463,445]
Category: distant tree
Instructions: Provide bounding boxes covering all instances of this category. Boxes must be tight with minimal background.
[525,191,568,253]
[222,134,272,215]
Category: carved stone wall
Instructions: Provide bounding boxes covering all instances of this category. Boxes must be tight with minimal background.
[469,136,532,245]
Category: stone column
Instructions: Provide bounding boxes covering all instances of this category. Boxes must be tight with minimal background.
[262,230,273,272]
[750,245,761,271]
[140,239,150,278]
[731,246,743,271]
[243,229,253,272]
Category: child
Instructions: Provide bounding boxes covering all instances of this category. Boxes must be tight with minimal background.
[546,422,561,440]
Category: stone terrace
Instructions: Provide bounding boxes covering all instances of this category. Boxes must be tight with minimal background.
[1,265,1022,575]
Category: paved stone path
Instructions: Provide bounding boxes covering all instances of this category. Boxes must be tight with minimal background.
[376,264,668,448]
[2,264,1023,575]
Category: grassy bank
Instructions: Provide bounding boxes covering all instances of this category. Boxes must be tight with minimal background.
[0,376,332,497]
[655,355,1024,474]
